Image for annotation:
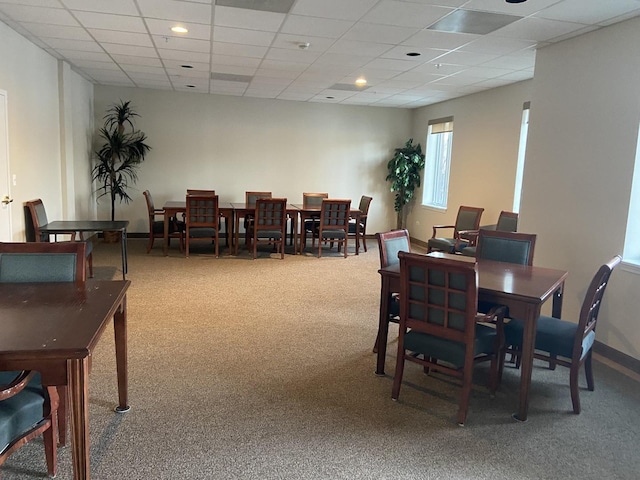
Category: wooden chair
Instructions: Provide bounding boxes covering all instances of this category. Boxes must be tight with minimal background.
[243,191,272,239]
[427,205,484,253]
[143,190,183,253]
[0,371,59,477]
[348,195,372,253]
[317,199,351,258]
[247,198,287,259]
[460,211,519,257]
[392,252,506,426]
[475,230,536,266]
[301,192,328,249]
[185,193,220,258]
[0,241,87,452]
[373,229,411,354]
[503,256,622,414]
[24,198,93,277]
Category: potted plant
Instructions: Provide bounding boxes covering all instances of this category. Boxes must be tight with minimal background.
[386,138,425,229]
[93,100,150,241]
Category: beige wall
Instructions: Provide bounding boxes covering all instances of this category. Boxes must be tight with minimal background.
[0,21,94,240]
[94,85,411,233]
[522,17,640,360]
[408,80,532,239]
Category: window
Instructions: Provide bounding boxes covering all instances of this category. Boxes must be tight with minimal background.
[622,123,640,269]
[422,116,454,209]
[512,102,530,213]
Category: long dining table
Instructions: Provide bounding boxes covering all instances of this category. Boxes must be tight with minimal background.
[376,252,568,422]
[292,203,362,255]
[0,280,131,480]
[231,202,301,255]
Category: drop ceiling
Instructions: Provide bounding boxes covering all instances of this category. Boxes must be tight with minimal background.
[1,0,638,108]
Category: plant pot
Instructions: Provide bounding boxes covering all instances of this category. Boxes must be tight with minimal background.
[103,230,121,244]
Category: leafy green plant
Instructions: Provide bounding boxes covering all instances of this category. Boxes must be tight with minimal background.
[386,138,426,229]
[93,100,150,221]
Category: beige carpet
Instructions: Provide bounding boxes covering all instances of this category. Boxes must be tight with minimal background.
[3,238,640,479]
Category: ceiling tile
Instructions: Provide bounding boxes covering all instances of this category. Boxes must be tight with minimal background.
[211,42,267,58]
[158,48,210,63]
[290,0,378,21]
[380,45,445,62]
[54,49,112,62]
[41,37,104,52]
[88,29,154,47]
[216,0,294,15]
[102,43,158,58]
[213,26,275,46]
[209,64,256,76]
[137,0,211,23]
[463,0,561,16]
[271,33,335,52]
[62,0,139,16]
[343,22,418,44]
[360,1,453,28]
[152,35,210,53]
[0,0,61,6]
[210,54,261,67]
[111,55,163,67]
[328,39,393,57]
[493,17,590,42]
[264,47,320,63]
[402,29,477,50]
[73,11,147,32]
[0,5,78,26]
[213,6,285,32]
[145,18,211,40]
[459,35,536,55]
[280,15,354,39]
[364,57,424,72]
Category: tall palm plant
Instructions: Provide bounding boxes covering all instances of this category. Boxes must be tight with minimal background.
[386,138,425,229]
[93,100,150,221]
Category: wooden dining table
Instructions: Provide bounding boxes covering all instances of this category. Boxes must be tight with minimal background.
[231,202,301,255]
[292,203,362,255]
[0,280,131,479]
[376,252,568,422]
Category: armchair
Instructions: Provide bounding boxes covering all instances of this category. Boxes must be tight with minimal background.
[427,205,484,253]
[348,195,372,253]
[143,190,184,253]
[460,211,519,257]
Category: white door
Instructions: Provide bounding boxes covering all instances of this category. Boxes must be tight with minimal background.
[0,90,12,241]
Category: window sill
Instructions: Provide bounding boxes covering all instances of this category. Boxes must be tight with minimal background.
[621,260,640,275]
[420,204,447,214]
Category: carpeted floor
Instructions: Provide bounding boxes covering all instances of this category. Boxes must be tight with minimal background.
[3,238,640,479]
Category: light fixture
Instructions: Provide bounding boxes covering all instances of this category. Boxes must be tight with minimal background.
[355,78,367,86]
[406,52,421,57]
[506,0,527,3]
[171,25,188,33]
[181,65,194,69]
[298,42,310,50]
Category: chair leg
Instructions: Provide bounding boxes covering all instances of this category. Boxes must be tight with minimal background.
[569,362,582,414]
[391,345,406,400]
[87,252,93,278]
[457,364,474,426]
[548,353,557,370]
[146,234,154,253]
[584,351,595,391]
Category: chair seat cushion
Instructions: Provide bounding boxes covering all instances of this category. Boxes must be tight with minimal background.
[321,229,346,240]
[403,323,497,369]
[255,230,282,240]
[188,227,217,238]
[428,237,467,253]
[504,315,595,360]
[461,246,476,257]
[152,220,179,235]
[0,371,45,452]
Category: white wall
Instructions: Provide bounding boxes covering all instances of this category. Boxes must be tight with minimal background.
[522,17,640,360]
[94,86,411,234]
[0,21,94,239]
[408,80,532,239]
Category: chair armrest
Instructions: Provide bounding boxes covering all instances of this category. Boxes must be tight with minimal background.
[476,305,507,350]
[431,225,456,238]
[456,229,480,249]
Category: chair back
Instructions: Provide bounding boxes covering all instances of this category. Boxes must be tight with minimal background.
[303,192,328,209]
[254,198,287,233]
[358,195,373,216]
[246,191,272,205]
[455,205,484,231]
[573,256,621,359]
[187,189,215,195]
[319,199,350,230]
[495,211,519,232]
[24,199,49,242]
[0,242,87,283]
[377,229,410,268]
[186,194,219,228]
[398,252,478,347]
[476,230,536,266]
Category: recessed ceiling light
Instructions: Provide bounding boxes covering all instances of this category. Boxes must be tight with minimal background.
[326,96,335,99]
[406,52,421,57]
[355,78,367,86]
[171,26,188,34]
[506,0,527,3]
[186,85,195,88]
[181,65,194,69]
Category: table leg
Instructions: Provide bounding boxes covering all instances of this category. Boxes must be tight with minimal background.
[375,275,391,376]
[292,215,298,255]
[355,218,360,255]
[120,229,127,280]
[113,297,130,413]
[513,304,540,422]
[68,357,90,480]
[552,283,564,318]
[234,213,241,255]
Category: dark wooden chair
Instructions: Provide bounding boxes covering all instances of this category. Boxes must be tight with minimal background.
[460,211,519,257]
[143,190,183,254]
[24,198,93,277]
[243,191,272,240]
[0,371,59,477]
[427,205,484,253]
[301,192,328,249]
[348,195,372,252]
[0,241,87,452]
[247,198,287,259]
[317,199,351,258]
[392,252,506,426]
[503,255,622,414]
[373,229,411,354]
[185,193,220,258]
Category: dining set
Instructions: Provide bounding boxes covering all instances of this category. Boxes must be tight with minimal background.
[374,211,621,425]
[146,190,372,259]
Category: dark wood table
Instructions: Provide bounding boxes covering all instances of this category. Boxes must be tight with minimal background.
[291,204,361,255]
[377,252,568,422]
[231,202,300,255]
[38,220,129,279]
[162,201,233,256]
[0,280,131,479]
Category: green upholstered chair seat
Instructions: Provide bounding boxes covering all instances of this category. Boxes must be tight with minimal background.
[0,252,79,282]
[151,220,181,235]
[461,246,476,257]
[0,371,46,454]
[403,323,497,370]
[188,227,217,238]
[255,229,282,240]
[428,237,468,253]
[347,220,364,233]
[504,316,595,360]
[321,229,346,240]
